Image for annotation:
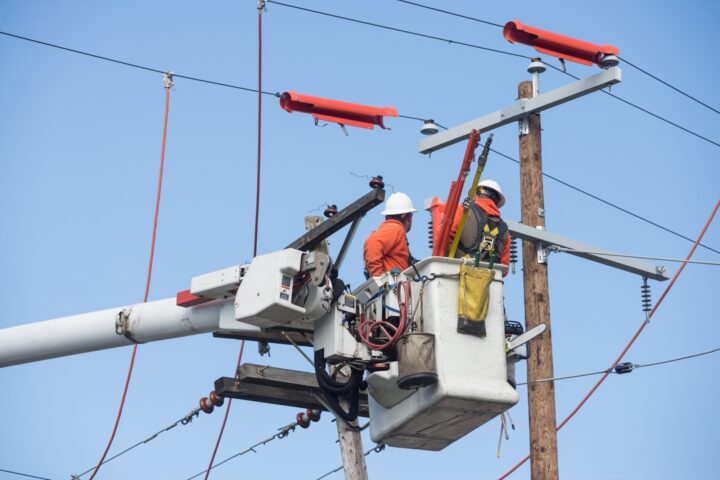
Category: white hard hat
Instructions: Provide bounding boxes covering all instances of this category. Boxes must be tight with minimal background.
[477,179,506,208]
[381,192,417,215]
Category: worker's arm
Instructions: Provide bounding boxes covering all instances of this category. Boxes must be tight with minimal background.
[363,232,387,277]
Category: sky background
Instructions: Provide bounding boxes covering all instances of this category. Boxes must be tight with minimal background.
[1,1,719,479]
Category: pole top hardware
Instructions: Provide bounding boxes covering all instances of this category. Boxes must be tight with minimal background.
[503,20,619,68]
[527,58,546,74]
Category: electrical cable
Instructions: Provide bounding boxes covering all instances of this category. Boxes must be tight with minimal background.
[396,0,503,28]
[185,415,311,480]
[544,63,720,149]
[87,73,173,480]
[0,468,53,480]
[516,346,720,386]
[5,12,720,149]
[265,3,720,149]
[74,407,202,477]
[203,342,245,480]
[0,31,279,97]
[266,1,530,60]
[393,2,720,120]
[2,28,717,252]
[314,444,386,480]
[498,197,720,479]
[482,144,720,256]
[618,56,720,116]
[254,2,264,257]
[204,3,267,477]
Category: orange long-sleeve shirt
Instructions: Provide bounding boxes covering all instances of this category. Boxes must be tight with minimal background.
[449,197,510,274]
[363,219,410,277]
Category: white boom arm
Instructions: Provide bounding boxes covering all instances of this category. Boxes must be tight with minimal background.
[0,298,233,367]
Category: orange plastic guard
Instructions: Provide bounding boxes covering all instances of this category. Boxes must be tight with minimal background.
[280,91,399,129]
[503,20,619,66]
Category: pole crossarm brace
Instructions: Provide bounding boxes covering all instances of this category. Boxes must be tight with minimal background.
[418,67,622,154]
[507,220,669,281]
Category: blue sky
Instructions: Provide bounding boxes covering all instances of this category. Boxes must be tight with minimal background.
[1,1,719,479]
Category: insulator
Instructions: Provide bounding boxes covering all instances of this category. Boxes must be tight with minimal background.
[641,279,652,313]
[296,411,311,428]
[209,391,224,407]
[199,397,214,414]
[509,238,518,274]
[307,409,321,422]
[324,204,338,218]
[258,340,270,356]
[614,362,634,375]
[428,220,434,249]
[369,175,384,189]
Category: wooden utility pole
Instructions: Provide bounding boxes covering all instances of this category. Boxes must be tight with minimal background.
[518,80,559,479]
[336,397,368,480]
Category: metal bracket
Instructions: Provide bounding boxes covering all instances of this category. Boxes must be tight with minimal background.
[507,220,669,281]
[537,244,550,264]
[535,226,549,264]
[301,251,331,286]
[518,117,529,136]
[419,66,621,154]
[114,307,145,344]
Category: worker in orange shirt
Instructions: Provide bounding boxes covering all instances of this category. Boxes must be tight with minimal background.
[449,179,510,275]
[363,192,417,278]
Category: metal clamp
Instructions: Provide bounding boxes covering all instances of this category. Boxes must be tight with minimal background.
[163,71,175,90]
[115,307,145,344]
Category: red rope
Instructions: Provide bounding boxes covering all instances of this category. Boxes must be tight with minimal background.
[88,78,172,480]
[253,3,263,257]
[498,198,720,480]
[204,5,264,478]
[203,341,245,480]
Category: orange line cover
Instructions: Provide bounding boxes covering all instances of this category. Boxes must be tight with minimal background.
[504,20,618,66]
[280,91,399,129]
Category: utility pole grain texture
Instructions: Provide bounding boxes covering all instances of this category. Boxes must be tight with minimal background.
[336,397,368,480]
[518,80,559,480]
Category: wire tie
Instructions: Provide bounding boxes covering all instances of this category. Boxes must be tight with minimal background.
[163,71,175,90]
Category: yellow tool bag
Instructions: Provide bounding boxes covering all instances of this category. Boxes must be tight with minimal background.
[457,264,494,337]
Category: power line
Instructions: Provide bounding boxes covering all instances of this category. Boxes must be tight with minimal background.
[184,418,309,480]
[0,468,53,480]
[393,2,720,120]
[516,346,720,386]
[0,31,278,97]
[2,29,717,256]
[315,444,386,480]
[499,197,720,479]
[74,407,202,478]
[395,0,503,28]
[619,56,720,116]
[397,0,504,28]
[543,62,720,149]
[485,144,720,256]
[266,1,530,60]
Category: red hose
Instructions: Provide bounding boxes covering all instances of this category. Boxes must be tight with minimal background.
[358,281,410,350]
[498,197,720,479]
[88,80,172,480]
